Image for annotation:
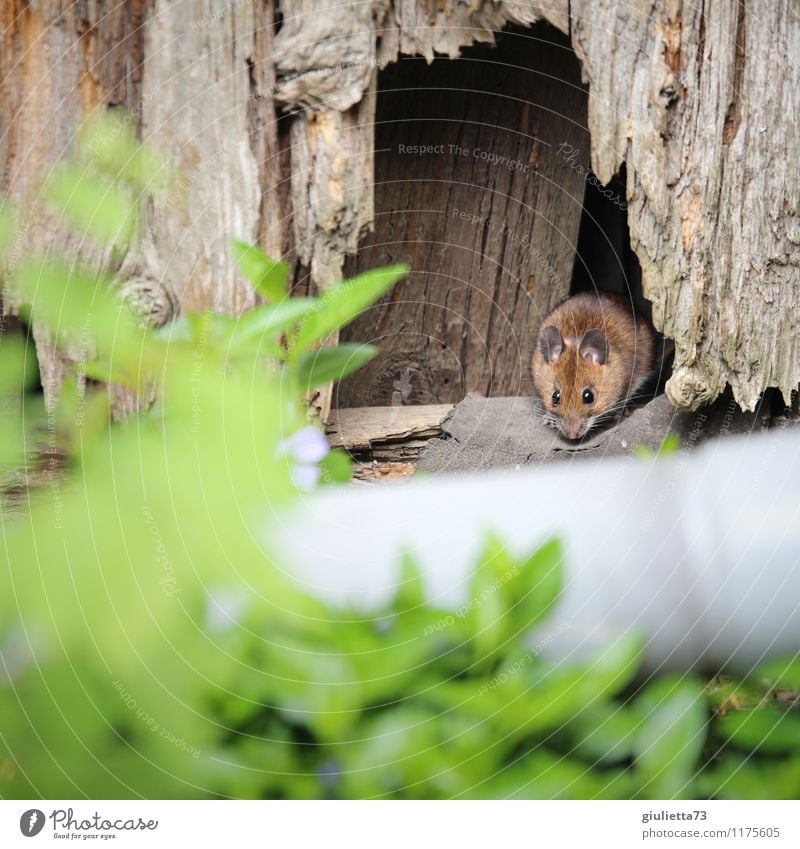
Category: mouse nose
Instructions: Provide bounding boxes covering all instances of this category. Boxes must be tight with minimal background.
[561,417,585,440]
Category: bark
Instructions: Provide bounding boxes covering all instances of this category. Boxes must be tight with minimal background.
[571,0,800,411]
[0,0,151,407]
[275,0,800,412]
[1,0,286,413]
[136,0,269,315]
[3,0,798,416]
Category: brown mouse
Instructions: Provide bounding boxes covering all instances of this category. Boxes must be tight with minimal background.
[531,292,657,440]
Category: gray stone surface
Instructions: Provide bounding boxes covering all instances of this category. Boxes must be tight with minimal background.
[417,392,773,474]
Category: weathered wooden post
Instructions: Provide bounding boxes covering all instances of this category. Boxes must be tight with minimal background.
[2,1,797,418]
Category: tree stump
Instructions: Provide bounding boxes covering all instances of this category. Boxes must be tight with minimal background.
[2,1,798,416]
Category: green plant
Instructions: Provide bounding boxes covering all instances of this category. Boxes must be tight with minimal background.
[633,433,681,459]
[1,113,798,801]
[8,113,407,489]
[2,452,798,801]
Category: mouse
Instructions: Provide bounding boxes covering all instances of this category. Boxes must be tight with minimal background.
[531,292,657,440]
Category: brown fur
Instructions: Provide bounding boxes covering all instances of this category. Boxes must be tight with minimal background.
[531,293,656,440]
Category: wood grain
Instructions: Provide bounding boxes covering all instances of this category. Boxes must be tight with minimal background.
[571,0,800,410]
[326,403,454,459]
[0,0,151,408]
[337,23,590,406]
[6,0,799,416]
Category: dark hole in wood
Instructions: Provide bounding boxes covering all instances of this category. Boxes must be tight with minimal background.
[570,163,674,398]
[0,310,42,395]
[336,22,591,408]
[570,164,648,319]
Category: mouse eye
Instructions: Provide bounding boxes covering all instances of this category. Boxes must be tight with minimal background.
[581,388,595,405]
[551,389,561,406]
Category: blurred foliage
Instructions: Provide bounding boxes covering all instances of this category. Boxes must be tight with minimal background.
[0,113,798,800]
[633,433,681,459]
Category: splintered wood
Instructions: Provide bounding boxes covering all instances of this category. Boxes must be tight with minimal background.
[325,404,454,461]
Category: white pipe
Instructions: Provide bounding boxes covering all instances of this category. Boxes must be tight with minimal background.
[271,427,800,673]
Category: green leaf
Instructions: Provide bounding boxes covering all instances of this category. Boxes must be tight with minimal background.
[318,449,352,485]
[579,632,644,700]
[568,702,639,765]
[229,298,316,351]
[716,707,800,754]
[510,538,563,632]
[633,677,708,799]
[45,165,135,247]
[467,750,634,800]
[78,110,171,193]
[55,376,110,454]
[291,264,408,352]
[152,316,196,344]
[81,359,132,386]
[260,636,363,742]
[469,534,514,660]
[0,333,38,396]
[696,754,800,800]
[337,706,442,798]
[633,433,680,459]
[424,633,642,750]
[153,312,240,355]
[187,311,222,346]
[296,344,377,390]
[478,532,519,586]
[0,336,41,478]
[511,632,643,735]
[393,551,426,612]
[230,239,289,302]
[754,656,800,692]
[13,259,144,372]
[704,677,758,713]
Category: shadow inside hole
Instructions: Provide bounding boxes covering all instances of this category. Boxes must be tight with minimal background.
[336,21,590,408]
[568,164,674,417]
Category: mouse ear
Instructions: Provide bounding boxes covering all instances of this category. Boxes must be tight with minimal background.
[579,329,608,365]
[539,325,564,363]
